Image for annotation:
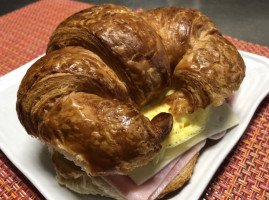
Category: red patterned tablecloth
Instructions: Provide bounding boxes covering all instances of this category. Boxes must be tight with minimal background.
[0,0,268,199]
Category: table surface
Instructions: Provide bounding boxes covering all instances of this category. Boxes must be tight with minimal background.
[2,0,269,47]
[0,0,268,200]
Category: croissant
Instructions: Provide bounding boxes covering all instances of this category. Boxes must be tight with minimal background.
[140,7,245,113]
[16,4,245,177]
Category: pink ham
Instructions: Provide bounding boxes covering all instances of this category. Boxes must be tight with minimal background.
[102,140,206,200]
[226,91,236,106]
[208,130,227,140]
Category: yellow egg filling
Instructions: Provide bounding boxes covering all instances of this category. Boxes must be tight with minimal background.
[141,91,211,149]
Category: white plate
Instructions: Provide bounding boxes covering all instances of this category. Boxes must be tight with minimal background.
[0,51,268,200]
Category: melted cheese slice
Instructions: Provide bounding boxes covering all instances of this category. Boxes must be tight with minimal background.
[142,103,210,149]
[129,102,239,185]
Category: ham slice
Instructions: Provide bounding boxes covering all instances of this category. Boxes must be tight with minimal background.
[225,91,235,106]
[102,140,206,200]
[208,130,227,140]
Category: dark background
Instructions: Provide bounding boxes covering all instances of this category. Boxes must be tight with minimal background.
[1,0,269,46]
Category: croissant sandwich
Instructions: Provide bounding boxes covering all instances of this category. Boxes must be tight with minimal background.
[16,4,245,200]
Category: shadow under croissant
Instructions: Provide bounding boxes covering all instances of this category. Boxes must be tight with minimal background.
[38,145,55,176]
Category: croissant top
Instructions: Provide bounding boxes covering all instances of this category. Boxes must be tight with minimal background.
[16,4,245,176]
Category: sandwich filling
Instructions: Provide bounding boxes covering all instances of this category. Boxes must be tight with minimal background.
[141,91,211,149]
[51,92,239,200]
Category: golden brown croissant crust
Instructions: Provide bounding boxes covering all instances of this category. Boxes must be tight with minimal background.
[16,4,245,176]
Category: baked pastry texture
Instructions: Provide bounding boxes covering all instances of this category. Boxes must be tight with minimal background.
[16,3,245,198]
[140,7,245,114]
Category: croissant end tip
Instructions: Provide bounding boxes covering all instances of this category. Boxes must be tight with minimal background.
[151,112,173,142]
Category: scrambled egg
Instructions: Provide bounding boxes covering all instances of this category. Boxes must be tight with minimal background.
[141,91,211,149]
